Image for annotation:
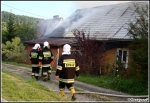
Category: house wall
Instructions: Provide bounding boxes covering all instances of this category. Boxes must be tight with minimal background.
[103,48,117,74]
[26,44,63,71]
[102,41,131,75]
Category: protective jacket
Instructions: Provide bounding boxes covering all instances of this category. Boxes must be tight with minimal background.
[56,54,80,83]
[39,47,54,67]
[29,49,40,67]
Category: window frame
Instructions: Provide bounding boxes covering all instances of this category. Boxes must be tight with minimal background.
[116,48,129,69]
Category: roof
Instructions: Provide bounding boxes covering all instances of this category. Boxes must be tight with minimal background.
[37,16,63,38]
[41,1,148,40]
[24,38,73,47]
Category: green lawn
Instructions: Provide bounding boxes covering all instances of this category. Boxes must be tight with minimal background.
[2,70,71,102]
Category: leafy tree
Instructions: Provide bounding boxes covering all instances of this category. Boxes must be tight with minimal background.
[127,3,148,82]
[2,37,27,63]
[72,29,106,75]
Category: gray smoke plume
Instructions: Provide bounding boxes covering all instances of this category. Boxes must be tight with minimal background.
[37,16,63,38]
[41,1,143,38]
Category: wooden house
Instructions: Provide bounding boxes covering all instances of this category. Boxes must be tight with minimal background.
[24,1,148,74]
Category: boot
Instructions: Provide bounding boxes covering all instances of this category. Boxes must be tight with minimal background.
[31,75,35,79]
[48,73,51,80]
[48,76,50,80]
[43,76,48,82]
[35,76,39,81]
[60,90,65,96]
[48,74,51,80]
[71,94,76,101]
[70,88,76,100]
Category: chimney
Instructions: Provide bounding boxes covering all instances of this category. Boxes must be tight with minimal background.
[53,15,59,19]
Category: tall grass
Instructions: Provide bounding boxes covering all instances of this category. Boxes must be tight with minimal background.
[75,74,148,95]
[2,70,70,102]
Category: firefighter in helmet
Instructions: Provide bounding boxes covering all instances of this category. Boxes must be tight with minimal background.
[55,44,80,101]
[39,41,54,81]
[29,43,41,80]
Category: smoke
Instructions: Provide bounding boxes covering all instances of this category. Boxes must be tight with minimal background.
[64,3,115,35]
[42,1,139,38]
[37,18,63,38]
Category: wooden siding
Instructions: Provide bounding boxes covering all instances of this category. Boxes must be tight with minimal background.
[103,48,117,74]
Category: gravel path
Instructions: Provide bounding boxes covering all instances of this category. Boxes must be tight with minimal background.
[2,63,148,102]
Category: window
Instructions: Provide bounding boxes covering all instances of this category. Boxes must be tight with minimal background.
[116,48,129,69]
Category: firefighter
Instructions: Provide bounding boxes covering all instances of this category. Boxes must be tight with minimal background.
[55,44,80,101]
[29,43,41,80]
[39,41,54,82]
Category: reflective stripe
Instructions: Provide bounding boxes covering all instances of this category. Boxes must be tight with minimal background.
[43,72,48,75]
[63,59,75,68]
[59,88,65,90]
[31,73,35,76]
[42,64,50,67]
[31,52,38,58]
[69,86,74,90]
[59,78,74,83]
[32,64,38,67]
[39,56,42,60]
[35,73,39,76]
[48,70,51,73]
[57,66,62,70]
[43,51,51,57]
[63,59,75,62]
[76,66,80,71]
[51,56,54,59]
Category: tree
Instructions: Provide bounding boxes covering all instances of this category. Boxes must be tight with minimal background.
[72,29,106,75]
[2,37,27,63]
[2,12,18,44]
[127,3,148,82]
[15,23,38,43]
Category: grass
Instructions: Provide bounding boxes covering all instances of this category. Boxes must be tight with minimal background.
[2,70,71,102]
[2,61,32,69]
[2,61,148,95]
[75,74,148,95]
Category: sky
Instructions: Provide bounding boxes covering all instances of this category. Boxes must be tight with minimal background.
[1,1,134,20]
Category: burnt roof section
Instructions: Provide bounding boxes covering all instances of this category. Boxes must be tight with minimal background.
[24,38,73,47]
[41,1,148,40]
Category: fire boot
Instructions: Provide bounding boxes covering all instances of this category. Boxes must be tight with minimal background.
[71,94,76,101]
[70,88,76,101]
[35,76,39,81]
[43,76,48,82]
[48,73,51,80]
[60,90,65,96]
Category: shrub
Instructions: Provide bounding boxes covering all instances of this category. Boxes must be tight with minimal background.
[2,37,27,63]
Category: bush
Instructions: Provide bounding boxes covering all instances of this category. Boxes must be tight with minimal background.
[2,37,27,63]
